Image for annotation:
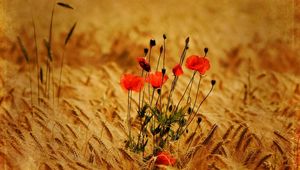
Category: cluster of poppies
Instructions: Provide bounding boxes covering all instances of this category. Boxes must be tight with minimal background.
[121,54,210,92]
[120,36,213,167]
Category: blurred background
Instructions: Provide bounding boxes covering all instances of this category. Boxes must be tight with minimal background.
[1,0,298,73]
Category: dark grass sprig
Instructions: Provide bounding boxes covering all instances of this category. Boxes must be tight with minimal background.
[58,21,77,104]
[16,1,76,112]
[40,67,43,84]
[57,2,74,10]
[31,18,40,105]
[17,36,33,106]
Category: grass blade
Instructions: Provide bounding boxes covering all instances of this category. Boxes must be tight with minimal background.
[40,67,43,83]
[65,22,77,45]
[57,2,74,9]
[44,39,53,62]
[17,36,30,63]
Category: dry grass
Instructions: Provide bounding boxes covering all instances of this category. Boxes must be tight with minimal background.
[0,0,299,169]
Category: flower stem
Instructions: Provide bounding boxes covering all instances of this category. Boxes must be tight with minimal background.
[138,70,144,111]
[58,45,66,104]
[155,46,163,72]
[182,84,214,134]
[175,71,196,112]
[166,76,178,112]
[186,122,200,152]
[127,90,132,139]
[192,75,202,111]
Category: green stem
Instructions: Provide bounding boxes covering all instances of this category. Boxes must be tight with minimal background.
[182,85,214,135]
[175,71,196,112]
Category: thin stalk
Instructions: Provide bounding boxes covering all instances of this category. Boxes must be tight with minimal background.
[46,3,55,100]
[45,60,48,98]
[186,72,195,105]
[163,37,166,68]
[155,46,163,72]
[148,47,152,103]
[175,71,196,112]
[31,18,39,105]
[52,63,55,109]
[47,61,51,99]
[150,88,156,151]
[127,90,132,139]
[29,65,33,107]
[192,75,202,112]
[166,76,178,112]
[186,123,200,152]
[58,46,66,104]
[183,84,214,134]
[150,88,156,107]
[166,38,189,112]
[58,22,77,104]
[138,70,144,110]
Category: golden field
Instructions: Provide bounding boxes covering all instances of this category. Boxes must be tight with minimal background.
[0,0,299,169]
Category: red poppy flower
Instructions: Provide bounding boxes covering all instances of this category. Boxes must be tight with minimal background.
[155,151,176,166]
[197,57,210,75]
[147,71,168,89]
[137,57,151,72]
[120,74,145,92]
[186,55,210,74]
[172,64,183,76]
[186,55,202,71]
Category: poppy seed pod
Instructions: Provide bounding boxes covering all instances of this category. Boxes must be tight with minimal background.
[163,34,167,39]
[160,46,163,53]
[188,107,192,114]
[144,48,149,56]
[204,47,208,54]
[185,37,190,44]
[162,68,166,75]
[150,39,156,47]
[157,88,161,95]
[211,80,216,86]
[168,105,173,112]
[197,117,202,124]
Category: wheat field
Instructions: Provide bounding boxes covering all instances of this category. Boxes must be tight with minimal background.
[0,0,299,169]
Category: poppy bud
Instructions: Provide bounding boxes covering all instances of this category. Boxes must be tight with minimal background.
[197,117,202,124]
[172,64,183,76]
[157,88,161,95]
[150,39,156,47]
[211,80,216,86]
[144,48,149,56]
[162,68,166,75]
[204,47,208,54]
[168,105,173,112]
[165,126,170,133]
[153,126,161,135]
[137,57,151,72]
[188,107,192,114]
[163,34,167,39]
[160,46,163,54]
[185,37,190,44]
